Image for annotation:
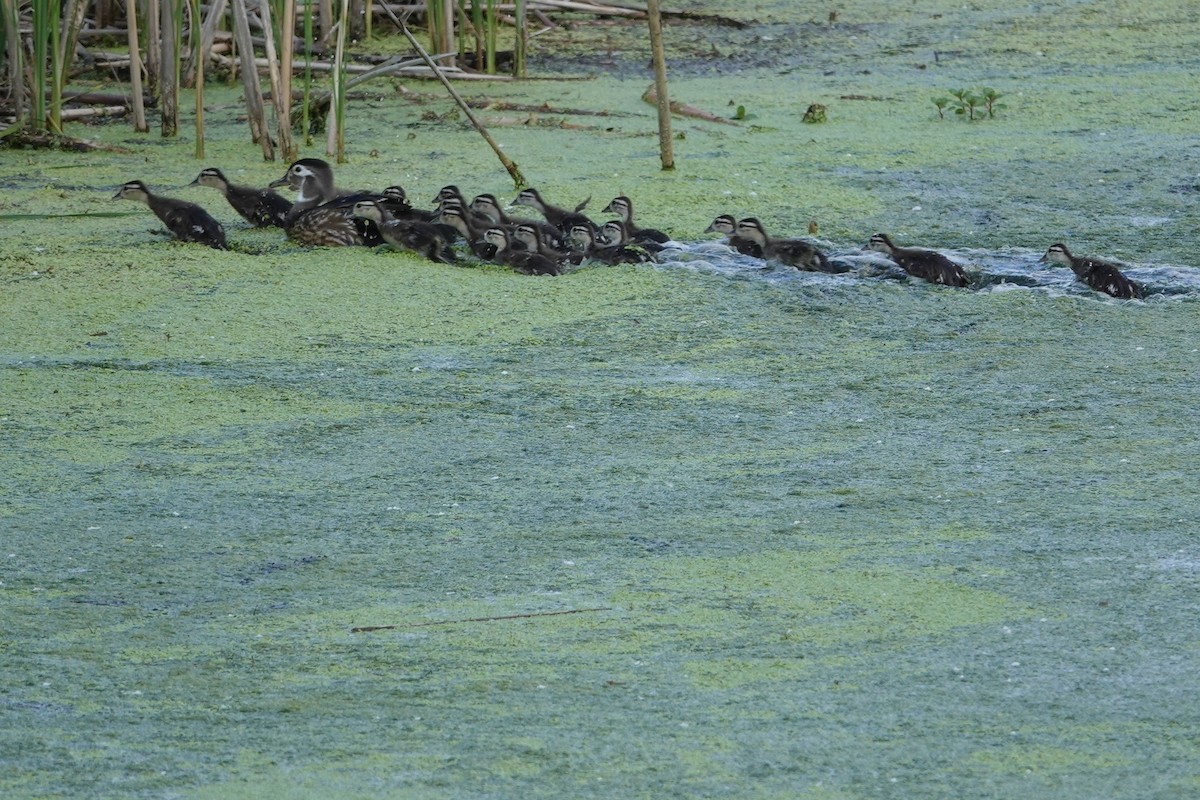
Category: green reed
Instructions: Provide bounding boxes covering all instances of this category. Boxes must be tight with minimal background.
[30,0,50,131]
[302,0,314,143]
[1,0,23,133]
[192,0,205,157]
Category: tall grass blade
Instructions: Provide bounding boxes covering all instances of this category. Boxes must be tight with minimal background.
[512,0,524,78]
[1,0,25,126]
[468,0,484,72]
[302,0,313,143]
[31,0,49,131]
[485,0,495,74]
[47,0,63,132]
[191,0,204,157]
[327,0,349,161]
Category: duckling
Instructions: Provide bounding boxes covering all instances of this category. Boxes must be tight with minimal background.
[736,217,836,273]
[512,187,593,235]
[432,184,468,207]
[113,180,228,250]
[704,214,763,258]
[568,222,655,265]
[471,193,567,250]
[269,158,382,247]
[600,219,665,255]
[189,167,291,228]
[866,233,968,287]
[602,195,670,244]
[483,227,562,276]
[352,200,456,264]
[435,202,496,258]
[512,222,580,265]
[380,185,437,223]
[1040,243,1142,299]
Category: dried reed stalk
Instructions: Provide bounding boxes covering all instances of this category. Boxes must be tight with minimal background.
[159,0,180,136]
[645,0,672,169]
[125,0,148,130]
[231,0,273,158]
[258,0,295,160]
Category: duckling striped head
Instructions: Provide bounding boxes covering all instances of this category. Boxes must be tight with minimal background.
[470,194,505,222]
[1040,243,1073,265]
[512,224,543,251]
[602,196,632,222]
[513,188,545,208]
[600,220,629,246]
[866,233,897,255]
[705,214,737,235]
[568,222,598,250]
[191,167,229,189]
[483,227,511,253]
[735,217,768,245]
[352,200,384,224]
[433,185,465,205]
[114,180,151,201]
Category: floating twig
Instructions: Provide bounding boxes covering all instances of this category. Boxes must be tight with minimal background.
[642,85,737,125]
[351,606,613,633]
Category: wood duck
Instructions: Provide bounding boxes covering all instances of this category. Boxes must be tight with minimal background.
[866,233,968,287]
[113,180,228,250]
[512,187,593,235]
[736,218,835,272]
[1040,243,1142,299]
[600,220,665,255]
[352,200,456,263]
[568,221,655,265]
[704,214,763,257]
[269,158,382,247]
[602,195,670,244]
[189,167,291,228]
[483,227,562,276]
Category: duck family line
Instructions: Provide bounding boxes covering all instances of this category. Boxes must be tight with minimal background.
[113,157,1143,300]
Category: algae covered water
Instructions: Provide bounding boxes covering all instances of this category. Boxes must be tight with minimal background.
[3,0,1200,797]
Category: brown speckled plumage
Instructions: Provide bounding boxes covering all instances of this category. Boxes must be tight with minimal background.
[867,233,968,287]
[114,180,228,250]
[1040,243,1142,299]
[191,167,291,228]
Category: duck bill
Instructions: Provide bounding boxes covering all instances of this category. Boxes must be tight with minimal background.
[268,175,290,189]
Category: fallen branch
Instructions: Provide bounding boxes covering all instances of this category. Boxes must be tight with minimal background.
[0,131,130,151]
[213,51,511,79]
[642,84,738,125]
[59,105,128,120]
[352,606,613,632]
[390,12,527,188]
[466,98,641,117]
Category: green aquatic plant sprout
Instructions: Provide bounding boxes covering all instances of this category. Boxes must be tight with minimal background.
[950,88,980,120]
[936,87,1004,121]
[979,87,1006,118]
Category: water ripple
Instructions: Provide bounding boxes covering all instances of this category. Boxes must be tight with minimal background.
[654,240,1200,302]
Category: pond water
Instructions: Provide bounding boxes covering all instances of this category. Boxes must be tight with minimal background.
[3,1,1200,797]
